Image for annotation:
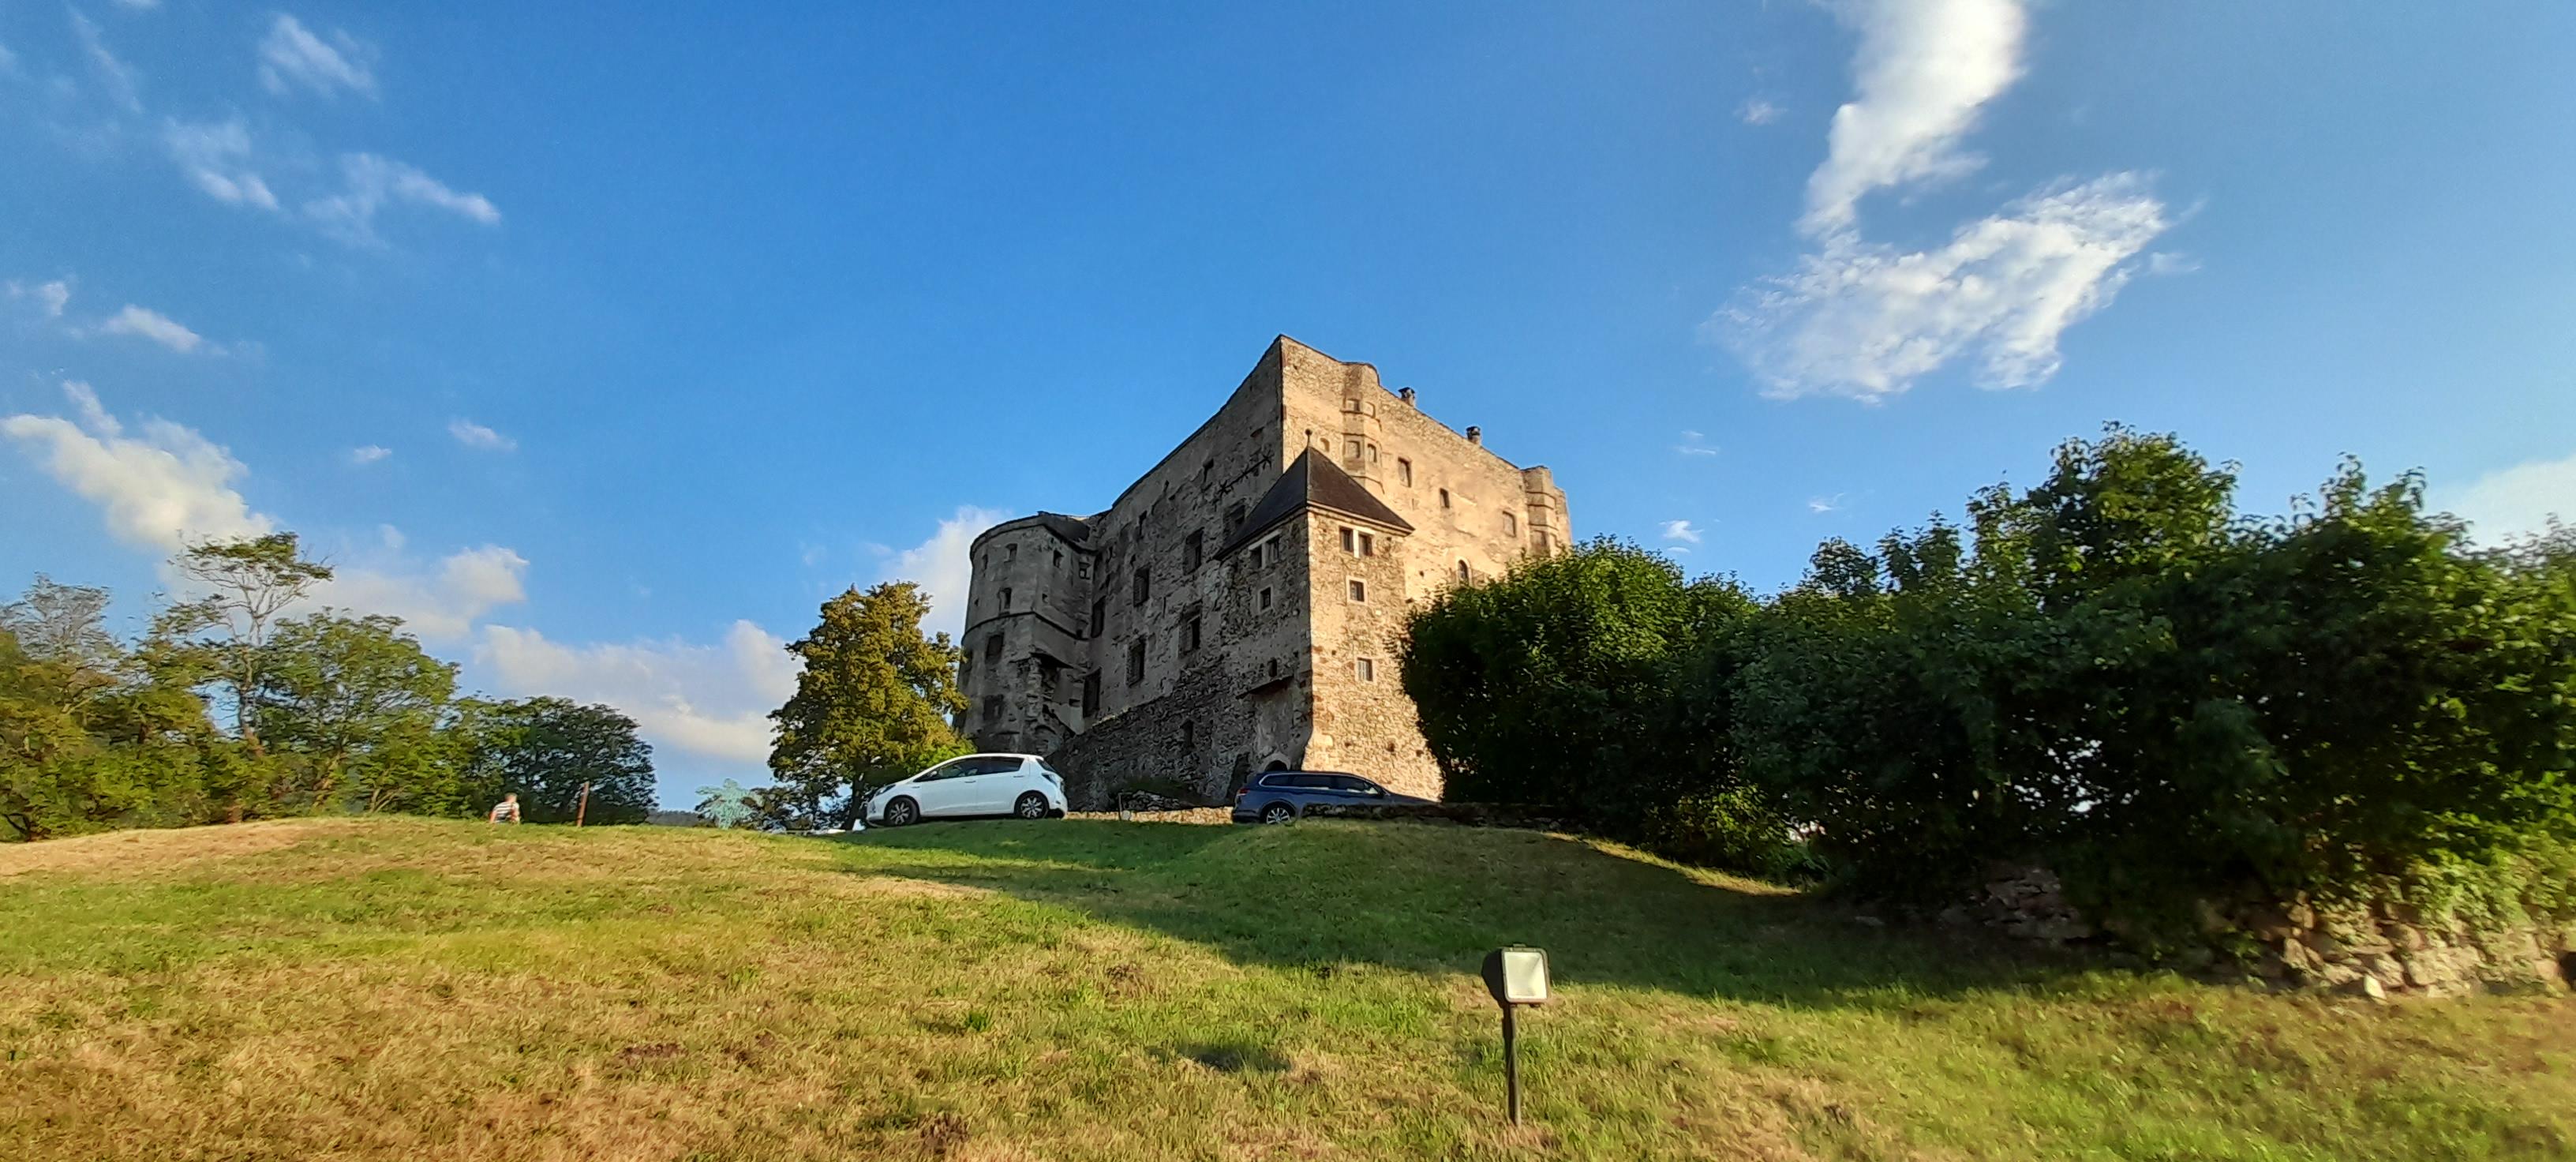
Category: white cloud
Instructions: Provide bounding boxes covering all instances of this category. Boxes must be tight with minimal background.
[164,119,280,211]
[447,418,515,451]
[114,0,162,9]
[92,304,205,354]
[1808,493,1848,514]
[378,523,406,550]
[1800,0,2026,237]
[878,505,1009,637]
[70,11,142,113]
[2,382,271,551]
[6,279,72,319]
[320,545,529,640]
[2439,450,2575,544]
[477,620,800,764]
[347,444,392,466]
[1724,174,2168,400]
[2146,251,2201,276]
[1739,99,1784,126]
[307,152,500,245]
[257,14,376,99]
[1674,429,1720,457]
[1660,519,1704,544]
[1720,0,2170,400]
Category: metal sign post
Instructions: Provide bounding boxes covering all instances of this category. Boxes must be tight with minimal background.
[1481,946,1550,1125]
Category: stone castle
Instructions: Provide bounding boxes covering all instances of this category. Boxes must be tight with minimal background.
[957,336,1571,806]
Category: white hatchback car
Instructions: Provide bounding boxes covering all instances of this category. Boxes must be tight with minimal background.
[862,753,1069,827]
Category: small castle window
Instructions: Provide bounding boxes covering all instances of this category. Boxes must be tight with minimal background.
[1005,543,1017,561]
[998,587,1012,609]
[1226,501,1247,531]
[1126,638,1147,686]
[1348,579,1367,603]
[1359,532,1373,557]
[1339,527,1355,554]
[1398,459,1413,486]
[984,634,1003,662]
[1132,568,1150,606]
[1458,560,1471,583]
[1184,530,1204,573]
[1439,489,1451,509]
[1355,658,1376,682]
[1181,613,1202,654]
[1504,512,1518,537]
[1181,720,1196,751]
[1053,549,1063,568]
[1267,658,1280,679]
[1365,443,1379,464]
[983,695,1002,723]
[1200,459,1213,486]
[1345,439,1362,461]
[1081,671,1102,716]
[1258,587,1273,611]
[1078,559,1092,580]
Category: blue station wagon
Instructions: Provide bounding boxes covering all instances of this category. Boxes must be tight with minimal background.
[1231,770,1431,824]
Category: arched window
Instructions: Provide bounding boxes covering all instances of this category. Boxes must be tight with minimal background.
[1458,560,1471,583]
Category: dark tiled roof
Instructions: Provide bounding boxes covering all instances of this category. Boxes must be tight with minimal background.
[1217,449,1413,557]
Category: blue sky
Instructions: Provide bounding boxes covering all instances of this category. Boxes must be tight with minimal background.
[7,1,2573,797]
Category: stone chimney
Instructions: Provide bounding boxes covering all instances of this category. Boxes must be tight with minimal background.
[1466,425,1481,445]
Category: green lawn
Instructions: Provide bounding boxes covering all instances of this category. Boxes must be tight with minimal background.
[2,817,2570,1160]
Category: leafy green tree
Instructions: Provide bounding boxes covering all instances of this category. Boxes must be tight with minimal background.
[251,613,459,814]
[768,583,967,825]
[1399,539,1769,845]
[153,534,333,752]
[451,698,655,824]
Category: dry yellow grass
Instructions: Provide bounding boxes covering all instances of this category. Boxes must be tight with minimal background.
[3,817,2571,1160]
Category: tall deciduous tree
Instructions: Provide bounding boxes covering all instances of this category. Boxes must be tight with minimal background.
[769,582,966,825]
[252,613,458,814]
[155,534,333,752]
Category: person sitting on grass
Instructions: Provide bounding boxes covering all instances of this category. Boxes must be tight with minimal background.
[489,793,522,825]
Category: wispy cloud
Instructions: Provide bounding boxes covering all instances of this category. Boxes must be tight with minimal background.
[1799,0,2024,236]
[69,11,142,113]
[92,304,206,354]
[1718,0,2170,401]
[1660,519,1705,544]
[306,152,500,244]
[1724,175,2169,400]
[347,444,392,466]
[258,14,376,99]
[164,118,280,211]
[5,279,72,320]
[447,418,515,451]
[1674,429,1720,457]
[2438,449,2575,545]
[1739,98,1784,126]
[1808,493,1848,514]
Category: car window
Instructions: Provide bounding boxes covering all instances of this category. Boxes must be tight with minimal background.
[1287,774,1334,790]
[919,758,972,782]
[1331,775,1382,796]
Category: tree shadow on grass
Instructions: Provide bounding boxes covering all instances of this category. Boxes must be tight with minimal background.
[829,819,2087,1010]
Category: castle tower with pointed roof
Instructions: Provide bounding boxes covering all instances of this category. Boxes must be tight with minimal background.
[957,337,1572,805]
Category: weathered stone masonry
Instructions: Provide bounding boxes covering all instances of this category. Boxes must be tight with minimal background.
[957,336,1572,807]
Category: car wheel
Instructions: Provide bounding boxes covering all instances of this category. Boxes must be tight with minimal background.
[1260,803,1294,825]
[883,797,918,827]
[1014,792,1050,820]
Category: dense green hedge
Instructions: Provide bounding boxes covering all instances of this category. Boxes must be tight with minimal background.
[1401,428,2576,938]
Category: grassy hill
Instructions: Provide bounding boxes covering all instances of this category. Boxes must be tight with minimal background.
[3,818,2570,1160]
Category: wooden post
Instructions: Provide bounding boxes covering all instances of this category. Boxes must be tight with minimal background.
[575,782,593,827]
